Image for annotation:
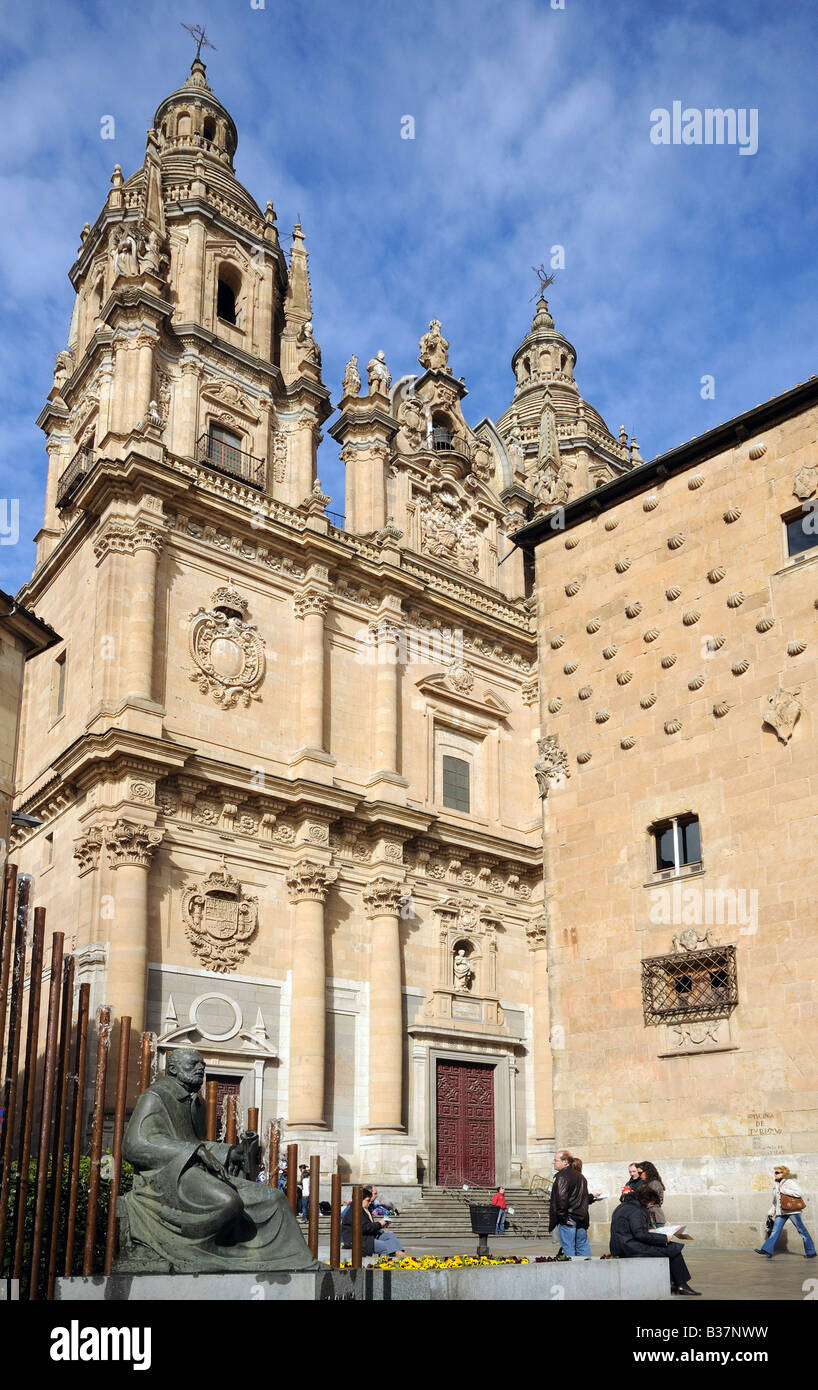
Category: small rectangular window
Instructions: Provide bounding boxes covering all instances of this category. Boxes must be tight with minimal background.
[785,507,818,558]
[651,814,701,874]
[43,832,54,868]
[54,651,67,720]
[442,755,470,814]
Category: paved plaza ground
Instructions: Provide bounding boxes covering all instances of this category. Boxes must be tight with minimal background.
[315,1235,815,1301]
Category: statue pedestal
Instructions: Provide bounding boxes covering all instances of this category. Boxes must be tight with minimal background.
[358,1133,418,1185]
[283,1130,339,1179]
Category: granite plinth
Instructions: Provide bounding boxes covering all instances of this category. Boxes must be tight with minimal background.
[55,1259,668,1301]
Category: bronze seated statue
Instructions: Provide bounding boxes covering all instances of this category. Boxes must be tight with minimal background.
[118,1047,318,1273]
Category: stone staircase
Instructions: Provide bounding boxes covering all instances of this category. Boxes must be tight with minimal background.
[312,1185,556,1247]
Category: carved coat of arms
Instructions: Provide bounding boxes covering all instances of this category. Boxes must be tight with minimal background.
[188,587,265,709]
[182,860,259,972]
[792,466,818,500]
[762,687,802,744]
[534,735,570,798]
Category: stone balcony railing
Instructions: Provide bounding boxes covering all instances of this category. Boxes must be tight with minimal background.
[56,442,95,509]
[196,432,265,490]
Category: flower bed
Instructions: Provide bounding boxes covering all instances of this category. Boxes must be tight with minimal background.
[341,1251,605,1270]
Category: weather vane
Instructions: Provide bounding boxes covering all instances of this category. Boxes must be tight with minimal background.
[531,264,557,301]
[181,23,216,62]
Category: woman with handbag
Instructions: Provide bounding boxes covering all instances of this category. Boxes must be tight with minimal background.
[755,1165,816,1258]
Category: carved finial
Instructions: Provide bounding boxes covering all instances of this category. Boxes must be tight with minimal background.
[110,165,123,188]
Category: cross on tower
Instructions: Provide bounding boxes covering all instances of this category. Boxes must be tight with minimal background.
[531,264,557,301]
[181,23,216,62]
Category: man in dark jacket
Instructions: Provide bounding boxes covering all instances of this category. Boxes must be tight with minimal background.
[549,1150,591,1257]
[609,1189,700,1295]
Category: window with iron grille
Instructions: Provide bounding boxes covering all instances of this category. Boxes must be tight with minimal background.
[641,944,738,1025]
[442,755,470,813]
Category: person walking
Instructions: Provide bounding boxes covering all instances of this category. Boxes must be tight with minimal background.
[298,1164,310,1220]
[636,1161,666,1224]
[549,1150,591,1257]
[610,1188,700,1295]
[491,1185,508,1235]
[755,1165,816,1259]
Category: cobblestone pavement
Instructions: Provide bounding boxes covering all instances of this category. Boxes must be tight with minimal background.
[330,1235,816,1301]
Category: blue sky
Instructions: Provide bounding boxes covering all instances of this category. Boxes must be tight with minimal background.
[1,0,816,593]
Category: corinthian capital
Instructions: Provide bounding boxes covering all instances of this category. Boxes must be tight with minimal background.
[286,859,337,903]
[363,876,405,918]
[294,589,329,619]
[73,827,104,877]
[104,819,163,870]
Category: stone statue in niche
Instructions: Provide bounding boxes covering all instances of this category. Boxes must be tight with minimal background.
[112,226,139,278]
[118,1047,317,1273]
[453,947,474,993]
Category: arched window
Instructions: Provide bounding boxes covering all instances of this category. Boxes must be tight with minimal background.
[207,422,243,471]
[203,115,216,143]
[216,265,241,326]
[177,111,191,137]
[431,412,453,451]
[522,355,531,378]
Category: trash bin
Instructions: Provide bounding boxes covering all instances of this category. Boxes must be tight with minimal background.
[468,1202,497,1257]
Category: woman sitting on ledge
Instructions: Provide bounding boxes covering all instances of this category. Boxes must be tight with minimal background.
[609,1188,700,1296]
[341,1187,405,1259]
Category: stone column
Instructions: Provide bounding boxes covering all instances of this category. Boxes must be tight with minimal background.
[526,918,555,1151]
[294,589,328,753]
[285,860,336,1128]
[123,520,163,704]
[364,877,405,1132]
[103,820,163,1034]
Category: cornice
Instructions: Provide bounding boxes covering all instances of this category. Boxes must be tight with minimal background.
[52,728,196,789]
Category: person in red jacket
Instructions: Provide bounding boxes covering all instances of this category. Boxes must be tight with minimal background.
[491,1185,508,1235]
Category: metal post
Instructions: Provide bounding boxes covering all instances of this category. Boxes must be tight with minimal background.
[45,954,75,1298]
[0,875,30,1258]
[307,1153,320,1257]
[11,905,46,1281]
[29,931,64,1299]
[330,1171,342,1268]
[350,1185,363,1269]
[205,1080,218,1141]
[104,1016,131,1275]
[63,983,90,1276]
[0,863,18,1076]
[286,1142,298,1213]
[269,1121,280,1180]
[225,1093,238,1147]
[138,1033,153,1093]
[82,1005,111,1276]
[247,1106,259,1134]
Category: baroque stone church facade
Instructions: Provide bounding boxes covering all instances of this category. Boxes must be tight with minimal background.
[12,56,814,1237]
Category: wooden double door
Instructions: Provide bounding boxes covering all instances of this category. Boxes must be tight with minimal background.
[435,1059,495,1186]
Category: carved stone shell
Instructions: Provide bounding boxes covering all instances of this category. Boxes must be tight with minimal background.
[731,658,750,675]
[643,495,660,512]
[548,697,563,713]
[615,557,632,574]
[640,692,657,709]
[643,628,660,643]
[604,517,619,531]
[576,750,592,765]
[660,653,677,669]
[625,601,642,618]
[688,674,706,690]
[665,586,682,601]
[748,441,767,460]
[664,718,683,735]
[586,617,601,634]
[713,701,731,717]
[688,474,705,489]
[565,577,583,597]
[667,533,686,550]
[787,640,807,656]
[707,566,726,583]
[595,710,611,723]
[727,592,745,608]
[602,644,618,660]
[578,685,593,700]
[620,736,637,749]
[616,670,634,685]
[755,616,775,634]
[550,634,566,649]
[563,660,579,674]
[682,610,701,626]
[723,506,743,523]
[707,634,726,652]
[564,535,580,549]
